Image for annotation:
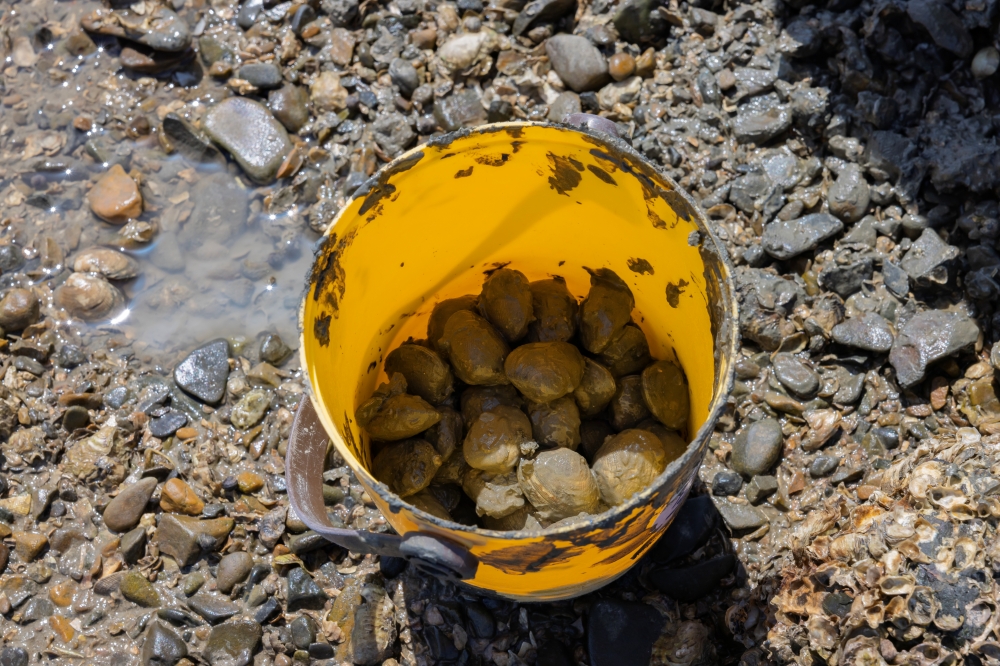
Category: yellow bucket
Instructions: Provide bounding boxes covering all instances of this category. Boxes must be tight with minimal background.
[295,121,738,601]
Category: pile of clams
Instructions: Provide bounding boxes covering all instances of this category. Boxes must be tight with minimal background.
[357,267,691,530]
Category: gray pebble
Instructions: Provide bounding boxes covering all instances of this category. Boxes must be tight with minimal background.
[734,94,792,144]
[744,475,777,504]
[730,418,783,476]
[216,552,254,593]
[889,310,979,387]
[174,339,230,405]
[831,312,894,353]
[714,499,768,531]
[809,455,839,478]
[545,34,610,93]
[203,97,292,184]
[762,213,843,260]
[771,353,819,398]
[238,62,283,90]
[826,163,870,222]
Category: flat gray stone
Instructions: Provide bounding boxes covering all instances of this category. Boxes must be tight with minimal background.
[889,310,980,387]
[734,94,792,144]
[713,499,768,531]
[545,34,609,93]
[762,213,843,260]
[730,418,783,476]
[174,339,230,405]
[900,228,960,285]
[203,97,292,184]
[832,312,894,353]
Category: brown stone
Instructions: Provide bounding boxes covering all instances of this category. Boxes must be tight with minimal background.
[411,27,437,50]
[103,477,158,532]
[155,515,234,566]
[176,427,198,440]
[13,531,48,561]
[329,27,356,66]
[160,478,205,516]
[0,543,8,573]
[236,472,264,494]
[49,580,75,606]
[50,615,75,642]
[88,164,143,224]
[930,377,949,411]
[608,52,636,82]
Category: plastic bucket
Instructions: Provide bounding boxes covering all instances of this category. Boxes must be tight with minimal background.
[297,121,737,601]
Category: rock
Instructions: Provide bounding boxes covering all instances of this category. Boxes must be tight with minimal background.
[174,339,230,404]
[287,567,328,611]
[204,619,262,666]
[647,554,736,603]
[437,32,491,71]
[827,164,870,223]
[973,47,1000,79]
[0,288,40,330]
[72,247,139,280]
[81,7,191,52]
[309,643,334,660]
[465,602,495,639]
[268,85,310,134]
[730,418,783,476]
[900,228,960,286]
[188,592,240,623]
[13,531,47,561]
[121,571,160,607]
[203,97,292,184]
[291,615,318,649]
[149,410,188,438]
[883,261,910,297]
[19,597,53,623]
[762,213,843,260]
[217,552,253,593]
[818,256,874,298]
[142,622,188,666]
[597,76,642,111]
[55,273,125,322]
[162,113,224,165]
[160,478,204,516]
[907,0,972,58]
[310,71,348,111]
[388,58,420,97]
[372,112,416,158]
[712,471,742,497]
[0,543,8,573]
[745,475,778,504]
[734,94,792,144]
[121,527,147,563]
[648,495,718,564]
[236,472,265,494]
[780,19,820,58]
[253,597,281,624]
[88,164,142,224]
[889,310,980,387]
[433,88,486,131]
[104,477,157,532]
[832,313,894,353]
[608,53,636,82]
[587,600,662,666]
[545,35,609,93]
[512,0,575,37]
[0,244,25,272]
[0,648,28,666]
[841,216,877,247]
[613,0,659,44]
[772,353,819,397]
[155,514,234,566]
[231,389,269,429]
[548,91,581,122]
[238,62,283,90]
[734,67,777,96]
[714,499,768,531]
[810,455,839,478]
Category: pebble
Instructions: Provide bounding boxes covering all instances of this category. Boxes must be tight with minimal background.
[0,288,40,330]
[434,88,486,131]
[236,472,265,494]
[188,592,240,623]
[149,410,188,438]
[730,418,783,476]
[647,554,736,603]
[0,649,27,666]
[55,273,125,322]
[761,213,844,260]
[239,62,283,90]
[771,353,819,397]
[0,244,25,273]
[587,599,662,666]
[819,256,873,298]
[744,475,777,504]
[181,572,205,596]
[899,228,960,285]
[174,339,230,404]
[253,597,281,624]
[545,35,609,93]
[389,58,420,97]
[810,455,839,478]
[290,615,317,649]
[204,619,262,666]
[608,53,636,82]
[88,164,142,224]
[712,471,743,497]
[19,597,53,623]
[154,515,234,566]
[973,47,1000,80]
[160,478,205,516]
[512,0,574,36]
[121,526,147,563]
[648,495,718,564]
[826,163,870,223]
[203,97,292,184]
[714,499,768,531]
[216,552,253,593]
[310,71,348,111]
[734,94,792,144]
[267,85,310,134]
[13,531,46,561]
[162,113,224,165]
[231,389,269,429]
[141,622,188,666]
[286,567,328,611]
[889,310,979,387]
[906,0,972,58]
[72,247,139,280]
[0,543,8,573]
[103,477,157,532]
[831,312,894,353]
[465,602,496,639]
[882,260,910,297]
[612,0,657,44]
[120,571,160,607]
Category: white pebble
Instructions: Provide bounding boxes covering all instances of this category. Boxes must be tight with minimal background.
[972,46,999,80]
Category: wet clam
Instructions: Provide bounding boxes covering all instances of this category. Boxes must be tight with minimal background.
[573,358,617,417]
[641,360,690,432]
[408,489,453,521]
[580,419,614,461]
[637,420,687,460]
[439,310,510,385]
[591,429,667,505]
[72,247,140,281]
[579,267,635,353]
[432,449,471,485]
[462,469,525,518]
[384,343,454,404]
[371,439,442,497]
[463,405,533,474]
[527,278,578,342]
[55,273,126,322]
[527,396,581,450]
[355,373,441,441]
[424,406,463,459]
[518,447,601,522]
[598,324,652,378]
[609,375,650,431]
[504,341,585,403]
[482,504,539,531]
[460,384,523,426]
[427,294,478,352]
[478,268,534,341]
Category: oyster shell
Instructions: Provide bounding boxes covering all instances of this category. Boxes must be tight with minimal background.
[371,439,442,497]
[591,429,667,505]
[517,448,601,522]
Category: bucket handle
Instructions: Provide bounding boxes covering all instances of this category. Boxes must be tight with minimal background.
[285,395,480,581]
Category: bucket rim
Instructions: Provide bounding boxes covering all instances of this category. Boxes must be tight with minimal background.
[298,120,740,540]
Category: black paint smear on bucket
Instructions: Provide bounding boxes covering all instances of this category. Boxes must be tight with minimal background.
[665,279,689,308]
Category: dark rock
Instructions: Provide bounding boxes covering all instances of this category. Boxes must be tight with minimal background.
[587,600,662,666]
[380,556,407,579]
[290,616,318,650]
[714,499,768,531]
[648,554,736,603]
[121,526,147,563]
[204,619,262,666]
[465,602,496,639]
[149,410,188,438]
[537,641,574,666]
[162,113,224,166]
[827,164,870,223]
[771,353,819,397]
[155,515,234,566]
[780,19,820,58]
[63,405,90,431]
[174,339,230,404]
[890,310,979,387]
[613,0,660,44]
[712,471,743,497]
[907,0,973,58]
[745,475,777,504]
[830,466,864,485]
[433,88,487,131]
[142,622,188,666]
[0,648,28,666]
[810,455,839,478]
[762,213,843,260]
[818,256,874,298]
[290,4,316,34]
[286,567,328,611]
[545,35,609,93]
[216,552,253,593]
[308,643,335,660]
[648,495,718,564]
[513,0,575,37]
[730,418,783,476]
[103,477,157,532]
[388,58,420,97]
[288,531,328,554]
[734,94,792,144]
[0,245,25,273]
[832,313,894,353]
[253,597,281,624]
[883,261,910,297]
[238,62,283,90]
[188,593,240,624]
[425,625,461,662]
[900,228,960,286]
[19,597,54,623]
[372,112,416,158]
[267,85,310,134]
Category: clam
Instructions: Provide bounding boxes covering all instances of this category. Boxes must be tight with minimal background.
[427,294,478,352]
[460,384,523,426]
[504,341,586,403]
[609,375,650,431]
[439,310,510,386]
[478,267,534,341]
[517,448,601,522]
[637,420,687,460]
[591,429,667,505]
[599,324,652,377]
[527,396,581,450]
[371,439,442,497]
[432,449,471,485]
[408,489,453,521]
[356,373,441,441]
[579,267,634,353]
[573,358,617,417]
[55,273,126,322]
[424,406,463,459]
[641,360,689,432]
[526,278,578,342]
[482,504,537,531]
[462,469,525,518]
[72,247,140,281]
[384,343,454,404]
[580,419,614,461]
[463,405,533,474]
